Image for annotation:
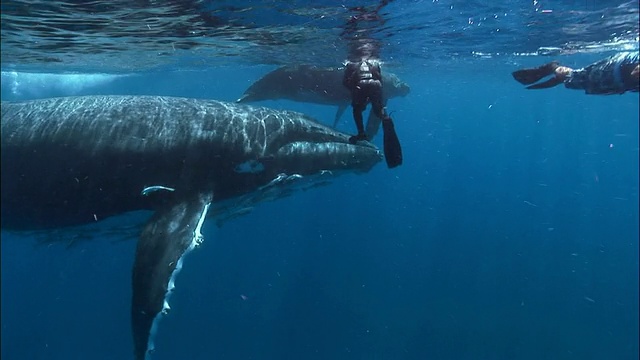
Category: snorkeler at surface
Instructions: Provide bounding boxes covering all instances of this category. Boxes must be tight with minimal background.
[512,51,639,95]
[341,0,402,169]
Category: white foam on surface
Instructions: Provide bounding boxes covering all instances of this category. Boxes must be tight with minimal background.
[1,71,127,100]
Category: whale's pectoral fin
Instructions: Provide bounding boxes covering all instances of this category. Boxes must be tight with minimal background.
[131,192,213,360]
[332,105,348,128]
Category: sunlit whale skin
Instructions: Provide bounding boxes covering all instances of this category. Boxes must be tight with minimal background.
[237,64,410,138]
[0,95,382,360]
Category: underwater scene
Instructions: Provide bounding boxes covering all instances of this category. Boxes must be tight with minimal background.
[1,1,638,359]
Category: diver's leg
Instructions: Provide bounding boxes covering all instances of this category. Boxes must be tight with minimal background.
[370,84,388,119]
[352,106,366,132]
[365,87,385,139]
[369,86,402,168]
[525,66,573,90]
[349,91,368,143]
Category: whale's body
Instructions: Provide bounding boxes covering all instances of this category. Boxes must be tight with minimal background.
[1,95,382,359]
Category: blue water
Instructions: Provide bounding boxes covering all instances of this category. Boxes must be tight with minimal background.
[1,1,639,360]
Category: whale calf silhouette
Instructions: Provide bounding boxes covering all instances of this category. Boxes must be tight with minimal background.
[237,64,410,139]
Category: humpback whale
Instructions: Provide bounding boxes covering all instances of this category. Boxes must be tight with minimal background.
[237,64,410,138]
[1,95,382,360]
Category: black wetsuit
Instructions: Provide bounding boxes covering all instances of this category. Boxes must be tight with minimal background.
[565,52,639,95]
[343,59,389,139]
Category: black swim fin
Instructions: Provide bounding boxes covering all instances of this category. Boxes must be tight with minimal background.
[512,61,559,85]
[525,76,564,89]
[382,118,402,169]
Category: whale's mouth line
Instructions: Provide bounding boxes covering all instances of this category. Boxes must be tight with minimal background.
[286,138,377,147]
[237,139,382,174]
[275,140,381,156]
[234,140,381,175]
[273,140,383,174]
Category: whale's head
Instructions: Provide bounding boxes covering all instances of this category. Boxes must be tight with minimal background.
[383,73,411,98]
[211,105,383,209]
[236,66,293,103]
[268,112,383,174]
[230,106,383,178]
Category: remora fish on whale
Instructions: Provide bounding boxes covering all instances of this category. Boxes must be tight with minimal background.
[0,95,382,360]
[237,64,410,138]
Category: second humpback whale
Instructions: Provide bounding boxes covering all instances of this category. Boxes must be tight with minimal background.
[237,64,410,139]
[1,95,382,360]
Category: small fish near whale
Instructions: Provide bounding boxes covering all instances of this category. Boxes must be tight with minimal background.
[0,95,383,360]
[237,64,410,139]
